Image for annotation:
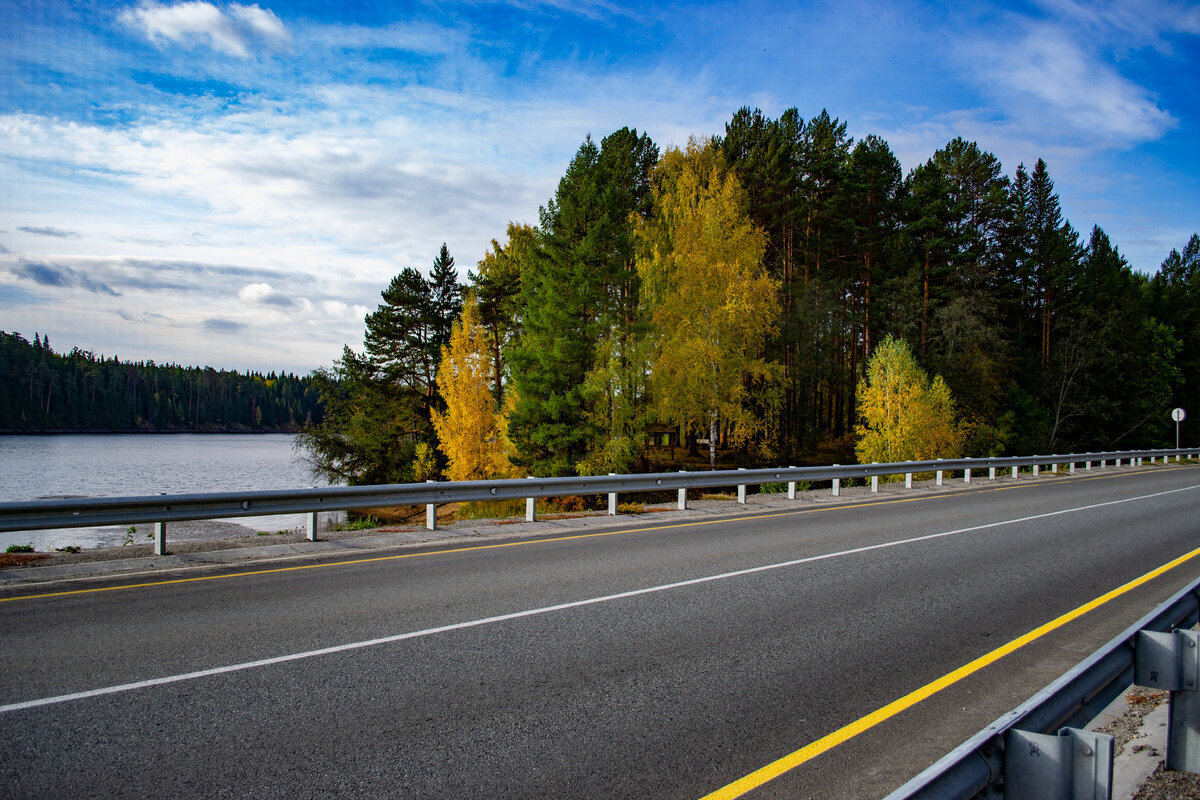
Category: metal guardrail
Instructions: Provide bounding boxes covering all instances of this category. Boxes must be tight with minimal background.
[0,448,1195,555]
[885,575,1200,800]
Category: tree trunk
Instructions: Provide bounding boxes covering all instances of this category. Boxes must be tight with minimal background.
[708,410,718,470]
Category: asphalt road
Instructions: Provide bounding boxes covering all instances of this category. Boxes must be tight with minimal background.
[3,465,1200,799]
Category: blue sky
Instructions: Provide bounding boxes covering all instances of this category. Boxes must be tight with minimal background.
[1,0,1197,374]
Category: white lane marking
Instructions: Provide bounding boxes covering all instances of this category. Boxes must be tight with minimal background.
[5,484,1197,714]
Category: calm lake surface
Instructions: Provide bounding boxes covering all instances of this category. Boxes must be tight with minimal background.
[0,434,327,551]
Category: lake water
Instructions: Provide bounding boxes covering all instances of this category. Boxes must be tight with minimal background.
[0,434,328,551]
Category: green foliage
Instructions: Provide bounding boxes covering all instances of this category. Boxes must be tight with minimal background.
[298,249,462,485]
[5,544,34,553]
[0,331,321,432]
[507,128,659,476]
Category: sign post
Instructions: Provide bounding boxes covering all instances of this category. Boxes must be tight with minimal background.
[1172,408,1186,449]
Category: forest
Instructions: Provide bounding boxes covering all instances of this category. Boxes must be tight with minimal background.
[0,331,323,432]
[301,106,1200,486]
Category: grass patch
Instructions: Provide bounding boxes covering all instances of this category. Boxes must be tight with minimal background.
[332,516,380,532]
[616,502,645,514]
[5,544,34,553]
[458,499,526,520]
[54,545,81,553]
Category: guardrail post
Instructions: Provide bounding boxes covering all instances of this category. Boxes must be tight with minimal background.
[738,468,748,504]
[306,512,318,542]
[1004,728,1114,799]
[678,470,687,510]
[426,480,438,530]
[989,466,996,480]
[526,476,536,522]
[964,461,971,484]
[153,521,167,555]
[1051,460,1058,473]
[1116,457,1122,467]
[905,471,912,489]
[871,463,879,492]
[608,473,618,516]
[152,492,168,554]
[1069,461,1075,474]
[936,469,943,486]
[1136,629,1200,773]
[1033,463,1040,477]
[787,467,796,500]
[832,465,840,497]
[1012,465,1019,478]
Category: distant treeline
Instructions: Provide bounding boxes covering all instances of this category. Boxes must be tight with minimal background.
[0,331,323,432]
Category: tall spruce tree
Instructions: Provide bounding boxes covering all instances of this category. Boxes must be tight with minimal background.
[507,129,657,476]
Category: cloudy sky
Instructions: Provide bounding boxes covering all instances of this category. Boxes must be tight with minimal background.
[2,0,1197,374]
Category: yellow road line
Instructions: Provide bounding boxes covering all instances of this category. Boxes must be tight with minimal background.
[698,542,1200,800]
[0,464,1189,604]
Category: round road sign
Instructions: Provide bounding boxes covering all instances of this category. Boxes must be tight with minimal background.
[1172,408,1186,422]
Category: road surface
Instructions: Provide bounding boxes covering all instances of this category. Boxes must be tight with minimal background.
[3,465,1199,799]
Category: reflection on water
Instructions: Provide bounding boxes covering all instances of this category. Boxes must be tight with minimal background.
[0,434,327,551]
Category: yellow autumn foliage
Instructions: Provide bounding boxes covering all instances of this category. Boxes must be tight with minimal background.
[854,335,963,465]
[432,296,516,482]
[636,138,782,466]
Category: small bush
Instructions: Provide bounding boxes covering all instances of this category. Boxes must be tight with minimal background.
[555,495,589,513]
[5,544,35,553]
[54,545,81,554]
[759,482,787,494]
[616,502,645,514]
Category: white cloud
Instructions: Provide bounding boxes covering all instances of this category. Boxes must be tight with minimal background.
[965,24,1175,148]
[119,1,289,58]
[238,281,291,306]
[229,3,289,43]
[1033,0,1200,50]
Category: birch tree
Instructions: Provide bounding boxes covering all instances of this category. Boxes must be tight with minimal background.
[637,138,781,468]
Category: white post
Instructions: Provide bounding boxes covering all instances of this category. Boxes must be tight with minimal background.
[905,472,912,489]
[964,468,971,484]
[832,465,840,497]
[1051,462,1058,473]
[1069,462,1075,474]
[1086,460,1091,470]
[737,468,748,504]
[1012,465,1018,478]
[608,473,617,516]
[936,469,943,486]
[426,480,438,530]
[787,466,796,500]
[1033,464,1039,477]
[989,466,996,480]
[306,511,318,542]
[677,470,687,510]
[525,476,536,522]
[153,521,167,555]
[870,463,879,492]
